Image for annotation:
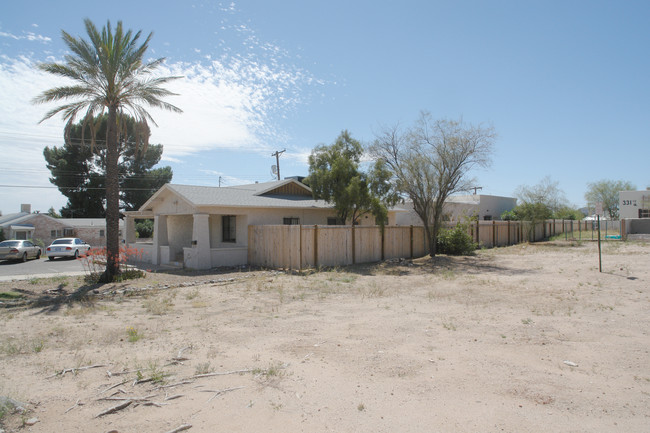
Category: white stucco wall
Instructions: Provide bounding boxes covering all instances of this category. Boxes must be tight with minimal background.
[620,190,650,219]
[167,215,193,261]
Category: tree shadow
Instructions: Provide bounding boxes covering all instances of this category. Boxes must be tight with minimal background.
[303,253,533,278]
[28,282,103,315]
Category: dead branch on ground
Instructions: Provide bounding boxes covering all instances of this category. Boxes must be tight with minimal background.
[163,425,192,433]
[200,386,246,402]
[95,400,132,418]
[47,364,107,378]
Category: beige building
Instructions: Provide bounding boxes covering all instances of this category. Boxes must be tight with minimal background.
[124,179,398,270]
[394,194,517,226]
[0,205,121,247]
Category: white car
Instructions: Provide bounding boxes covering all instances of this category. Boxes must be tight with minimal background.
[45,238,91,260]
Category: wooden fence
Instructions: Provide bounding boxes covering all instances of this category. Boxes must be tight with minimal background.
[248,225,426,270]
[459,218,620,248]
[248,219,618,270]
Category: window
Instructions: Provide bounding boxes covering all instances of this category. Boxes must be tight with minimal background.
[99,230,105,237]
[327,217,345,225]
[640,209,650,218]
[51,230,57,238]
[64,228,74,237]
[222,215,236,242]
[283,217,300,225]
[483,215,492,221]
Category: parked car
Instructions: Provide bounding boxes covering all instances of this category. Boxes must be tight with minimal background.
[45,238,91,260]
[0,240,42,262]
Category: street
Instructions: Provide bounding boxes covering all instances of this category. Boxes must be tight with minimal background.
[0,256,87,281]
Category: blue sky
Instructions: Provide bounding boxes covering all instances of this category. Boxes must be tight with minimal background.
[1,0,648,215]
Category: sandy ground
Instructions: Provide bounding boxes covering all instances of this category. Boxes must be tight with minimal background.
[0,240,648,433]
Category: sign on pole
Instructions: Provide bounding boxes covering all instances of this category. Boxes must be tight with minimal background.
[595,202,603,216]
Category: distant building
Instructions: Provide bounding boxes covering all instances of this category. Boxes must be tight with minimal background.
[619,190,650,219]
[394,194,517,225]
[0,205,121,246]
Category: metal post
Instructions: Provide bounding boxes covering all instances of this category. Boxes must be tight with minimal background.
[597,216,602,272]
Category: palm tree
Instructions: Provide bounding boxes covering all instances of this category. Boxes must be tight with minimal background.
[34,19,182,282]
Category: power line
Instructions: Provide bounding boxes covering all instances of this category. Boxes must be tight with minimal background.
[0,184,161,191]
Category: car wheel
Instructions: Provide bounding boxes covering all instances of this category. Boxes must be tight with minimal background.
[74,250,79,259]
[21,253,27,263]
[48,256,54,261]
[36,250,41,259]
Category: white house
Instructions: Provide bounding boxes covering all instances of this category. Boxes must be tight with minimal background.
[394,194,517,226]
[124,179,399,270]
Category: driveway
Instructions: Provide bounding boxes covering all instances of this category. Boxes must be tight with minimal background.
[0,256,87,282]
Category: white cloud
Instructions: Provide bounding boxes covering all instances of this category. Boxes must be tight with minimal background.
[0,31,51,43]
[0,46,320,213]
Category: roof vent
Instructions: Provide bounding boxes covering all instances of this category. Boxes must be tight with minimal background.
[21,204,31,213]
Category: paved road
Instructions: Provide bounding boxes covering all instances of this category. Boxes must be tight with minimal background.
[0,256,87,282]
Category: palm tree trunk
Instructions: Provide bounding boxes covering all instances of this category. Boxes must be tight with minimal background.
[102,106,120,282]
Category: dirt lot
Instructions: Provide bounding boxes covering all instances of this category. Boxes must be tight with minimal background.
[0,240,648,432]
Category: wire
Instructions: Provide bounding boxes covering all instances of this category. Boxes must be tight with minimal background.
[0,184,162,191]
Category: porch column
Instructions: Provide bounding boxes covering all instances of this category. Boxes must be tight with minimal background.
[152,215,168,265]
[192,213,211,270]
[125,215,136,244]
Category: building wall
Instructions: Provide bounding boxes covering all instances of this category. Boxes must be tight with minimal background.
[620,190,650,219]
[477,195,518,221]
[20,214,69,246]
[394,195,517,226]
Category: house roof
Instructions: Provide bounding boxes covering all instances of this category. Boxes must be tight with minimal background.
[0,212,30,226]
[138,179,334,212]
[59,218,118,228]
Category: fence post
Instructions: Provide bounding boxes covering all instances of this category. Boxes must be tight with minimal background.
[492,220,496,247]
[507,220,511,245]
[351,225,356,265]
[476,220,480,245]
[410,225,414,259]
[381,226,385,261]
[313,225,318,267]
[298,225,302,273]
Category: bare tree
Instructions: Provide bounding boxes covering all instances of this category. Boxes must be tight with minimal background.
[370,112,495,255]
[514,176,567,215]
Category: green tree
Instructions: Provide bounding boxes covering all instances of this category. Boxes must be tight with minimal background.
[510,177,578,239]
[514,176,567,216]
[305,130,398,226]
[47,207,62,218]
[371,113,495,256]
[34,19,182,282]
[584,179,636,220]
[44,115,173,217]
[553,205,585,220]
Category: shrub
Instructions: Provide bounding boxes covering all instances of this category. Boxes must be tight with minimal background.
[79,246,145,283]
[436,222,477,255]
[135,219,154,238]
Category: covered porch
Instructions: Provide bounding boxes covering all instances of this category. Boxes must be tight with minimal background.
[123,211,248,270]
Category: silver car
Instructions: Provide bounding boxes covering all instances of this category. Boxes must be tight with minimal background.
[0,240,42,262]
[45,238,91,260]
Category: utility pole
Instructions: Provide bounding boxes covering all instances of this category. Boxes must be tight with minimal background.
[471,186,483,195]
[271,149,285,180]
